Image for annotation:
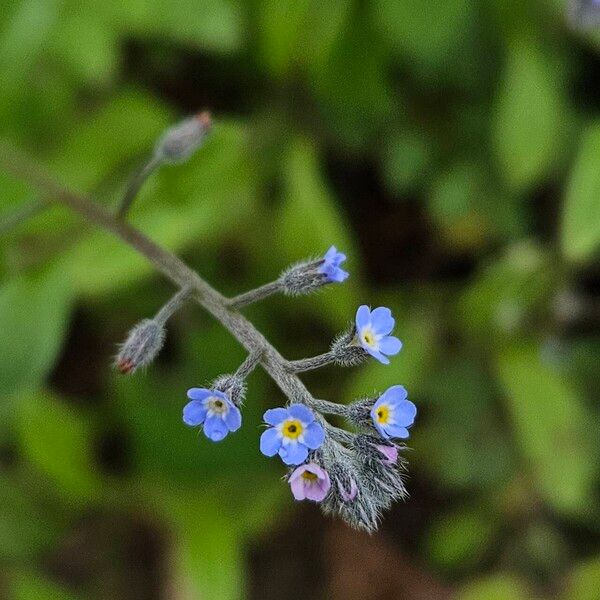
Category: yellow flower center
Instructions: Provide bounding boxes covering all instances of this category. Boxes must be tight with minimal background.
[302,471,318,481]
[361,328,377,348]
[376,404,390,424]
[282,419,303,439]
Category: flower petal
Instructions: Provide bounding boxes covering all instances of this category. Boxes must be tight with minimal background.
[382,385,408,404]
[379,336,402,356]
[394,400,417,426]
[373,420,390,439]
[263,407,289,426]
[203,416,228,441]
[327,267,349,282]
[182,400,207,426]
[279,442,309,466]
[305,472,331,501]
[302,422,325,449]
[355,305,371,330]
[365,345,390,364]
[370,307,395,335]
[323,245,337,261]
[225,405,242,431]
[384,424,410,439]
[259,427,281,456]
[290,477,307,500]
[287,403,314,424]
[186,388,211,401]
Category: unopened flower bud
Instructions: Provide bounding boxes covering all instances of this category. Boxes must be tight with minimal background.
[115,319,165,374]
[155,111,212,164]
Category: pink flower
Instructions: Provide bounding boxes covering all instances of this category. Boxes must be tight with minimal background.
[376,444,398,465]
[289,463,331,502]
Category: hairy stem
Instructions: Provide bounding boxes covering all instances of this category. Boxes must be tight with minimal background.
[0,142,314,405]
[117,155,161,219]
[235,350,262,378]
[227,280,282,309]
[287,351,336,373]
[154,285,193,325]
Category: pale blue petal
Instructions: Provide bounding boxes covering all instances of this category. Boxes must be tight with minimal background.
[365,345,389,364]
[260,428,281,456]
[323,246,337,261]
[382,385,408,404]
[225,405,242,431]
[373,420,390,439]
[370,307,394,335]
[379,336,402,356]
[384,424,410,439]
[394,400,417,426]
[263,407,289,425]
[279,443,309,466]
[302,422,325,449]
[186,388,211,401]
[288,403,314,424]
[182,400,207,426]
[203,416,228,441]
[355,305,371,330]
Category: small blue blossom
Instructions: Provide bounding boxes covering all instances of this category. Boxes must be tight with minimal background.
[355,305,402,364]
[371,385,416,439]
[260,404,325,465]
[183,388,242,441]
[319,246,349,283]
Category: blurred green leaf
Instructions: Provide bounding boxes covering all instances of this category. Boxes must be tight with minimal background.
[50,14,118,86]
[561,121,600,262]
[17,391,102,502]
[257,0,350,76]
[381,129,432,194]
[426,508,497,571]
[0,265,72,397]
[458,573,531,600]
[167,494,243,600]
[373,0,475,75]
[417,356,513,491]
[457,241,555,339]
[275,137,357,327]
[9,572,80,600]
[492,37,566,190]
[0,473,62,560]
[563,555,600,600]
[497,343,597,517]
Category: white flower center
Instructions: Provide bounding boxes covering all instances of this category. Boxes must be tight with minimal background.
[206,396,228,416]
[361,327,378,348]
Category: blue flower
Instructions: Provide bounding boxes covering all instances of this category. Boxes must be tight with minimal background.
[371,385,416,439]
[183,388,242,442]
[260,404,325,465]
[355,305,402,364]
[319,246,349,283]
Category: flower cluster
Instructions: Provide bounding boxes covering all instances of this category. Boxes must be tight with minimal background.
[179,245,417,532]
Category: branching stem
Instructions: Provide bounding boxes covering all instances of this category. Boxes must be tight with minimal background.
[0,141,315,406]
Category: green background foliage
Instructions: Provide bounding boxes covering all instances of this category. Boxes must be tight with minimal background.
[0,1,599,598]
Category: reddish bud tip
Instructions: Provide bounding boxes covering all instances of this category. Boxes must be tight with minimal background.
[196,110,212,130]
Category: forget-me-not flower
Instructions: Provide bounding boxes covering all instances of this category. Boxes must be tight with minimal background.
[371,385,416,439]
[260,404,325,465]
[319,246,349,283]
[183,388,242,441]
[289,463,331,502]
[355,305,402,364]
